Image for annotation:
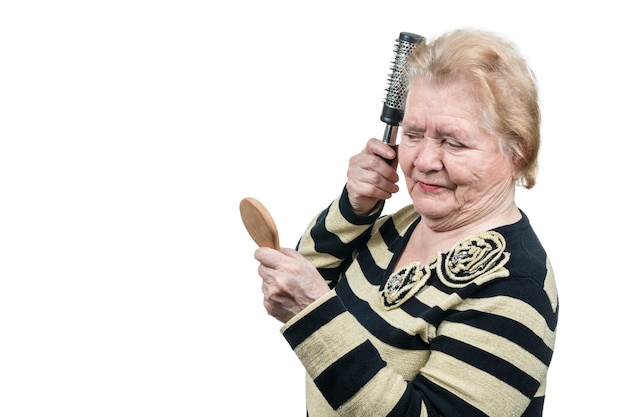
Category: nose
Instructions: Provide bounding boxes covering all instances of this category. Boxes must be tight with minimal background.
[413,138,444,172]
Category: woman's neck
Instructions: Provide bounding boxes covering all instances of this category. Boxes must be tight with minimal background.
[395,203,521,271]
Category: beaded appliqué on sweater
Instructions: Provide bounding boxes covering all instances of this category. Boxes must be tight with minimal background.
[380,231,510,309]
[381,261,432,309]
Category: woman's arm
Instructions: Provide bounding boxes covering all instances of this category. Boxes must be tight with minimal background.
[296,187,384,287]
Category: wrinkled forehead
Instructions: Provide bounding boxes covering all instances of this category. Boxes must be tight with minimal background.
[406,75,498,135]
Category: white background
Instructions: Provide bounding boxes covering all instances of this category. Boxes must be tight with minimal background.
[1,1,623,415]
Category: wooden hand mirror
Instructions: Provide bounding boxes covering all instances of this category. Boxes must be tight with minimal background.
[239,197,280,250]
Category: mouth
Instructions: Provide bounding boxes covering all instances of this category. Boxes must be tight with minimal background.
[417,181,445,192]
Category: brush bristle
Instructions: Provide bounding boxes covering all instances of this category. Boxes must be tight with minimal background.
[383,35,423,111]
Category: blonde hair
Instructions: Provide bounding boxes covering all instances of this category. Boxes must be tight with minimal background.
[405,29,540,189]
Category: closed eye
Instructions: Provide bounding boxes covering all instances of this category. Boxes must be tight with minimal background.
[442,136,465,149]
[402,131,424,145]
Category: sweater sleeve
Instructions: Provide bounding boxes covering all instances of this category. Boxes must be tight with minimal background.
[296,187,384,288]
[281,291,429,416]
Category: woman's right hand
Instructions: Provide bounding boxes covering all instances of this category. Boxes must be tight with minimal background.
[346,138,400,216]
[255,247,330,323]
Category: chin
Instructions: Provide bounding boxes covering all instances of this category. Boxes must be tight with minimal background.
[412,194,448,215]
[412,203,448,220]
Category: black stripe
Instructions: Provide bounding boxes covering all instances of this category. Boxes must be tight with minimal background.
[379,215,402,247]
[473,277,558,331]
[309,206,374,267]
[309,207,348,257]
[412,375,489,417]
[335,276,430,351]
[523,396,544,416]
[314,342,385,410]
[338,186,382,225]
[433,335,540,398]
[353,247,386,286]
[352,216,415,287]
[445,309,554,366]
[282,295,345,350]
[385,384,432,417]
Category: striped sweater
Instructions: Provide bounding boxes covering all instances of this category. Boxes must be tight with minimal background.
[281,188,558,417]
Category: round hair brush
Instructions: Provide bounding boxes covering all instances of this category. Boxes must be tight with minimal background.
[380,32,425,146]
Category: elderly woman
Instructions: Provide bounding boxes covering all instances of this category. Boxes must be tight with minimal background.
[254,28,558,417]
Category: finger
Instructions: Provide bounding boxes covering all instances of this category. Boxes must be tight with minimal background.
[365,137,396,160]
[367,140,400,177]
[348,165,399,198]
[257,262,278,285]
[350,151,399,185]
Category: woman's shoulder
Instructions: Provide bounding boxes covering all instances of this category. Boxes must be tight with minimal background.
[388,204,421,229]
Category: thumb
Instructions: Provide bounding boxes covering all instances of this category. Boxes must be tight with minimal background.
[254,246,285,268]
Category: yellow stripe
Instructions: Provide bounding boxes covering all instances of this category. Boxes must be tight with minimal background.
[371,338,431,380]
[367,232,395,268]
[324,198,373,244]
[544,258,558,312]
[457,295,556,348]
[421,351,530,417]
[293,312,367,379]
[439,321,548,383]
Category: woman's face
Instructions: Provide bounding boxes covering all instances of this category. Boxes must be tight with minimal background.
[399,78,518,231]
